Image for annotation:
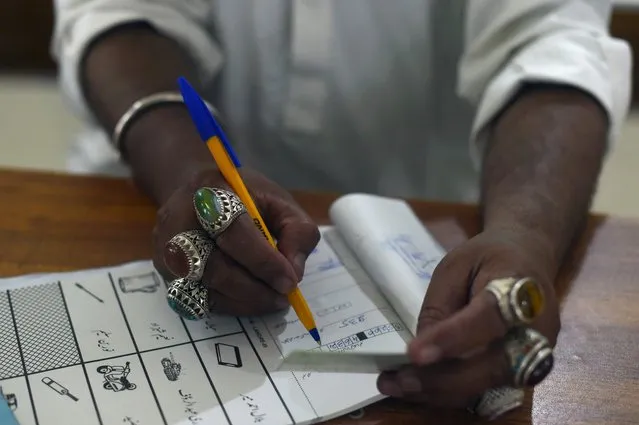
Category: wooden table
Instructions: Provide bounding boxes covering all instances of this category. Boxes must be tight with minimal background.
[1,168,638,425]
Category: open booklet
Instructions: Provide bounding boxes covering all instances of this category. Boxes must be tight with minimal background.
[0,194,522,425]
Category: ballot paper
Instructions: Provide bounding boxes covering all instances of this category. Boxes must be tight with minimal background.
[0,194,522,425]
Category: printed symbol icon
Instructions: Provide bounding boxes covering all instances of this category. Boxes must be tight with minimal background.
[118,272,160,294]
[0,386,18,411]
[161,352,182,381]
[97,362,137,392]
[215,343,242,368]
[75,282,104,303]
[41,377,79,401]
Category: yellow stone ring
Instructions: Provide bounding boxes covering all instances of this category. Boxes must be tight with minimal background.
[484,277,545,327]
[193,187,247,239]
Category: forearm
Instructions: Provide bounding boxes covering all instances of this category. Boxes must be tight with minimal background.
[81,23,213,205]
[480,84,608,277]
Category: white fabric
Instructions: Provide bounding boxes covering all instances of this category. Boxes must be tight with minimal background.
[52,0,632,202]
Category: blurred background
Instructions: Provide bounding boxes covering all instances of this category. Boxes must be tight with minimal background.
[0,1,637,216]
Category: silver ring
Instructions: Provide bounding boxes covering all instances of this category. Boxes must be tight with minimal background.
[484,277,545,328]
[193,187,247,239]
[166,278,209,320]
[467,387,524,420]
[164,230,214,280]
[504,327,554,388]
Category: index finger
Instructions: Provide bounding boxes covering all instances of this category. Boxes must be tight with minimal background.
[193,187,299,294]
[216,213,299,294]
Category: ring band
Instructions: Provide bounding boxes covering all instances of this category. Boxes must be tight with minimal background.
[193,187,247,239]
[485,277,545,328]
[505,327,554,387]
[468,387,524,420]
[166,278,209,320]
[164,230,214,280]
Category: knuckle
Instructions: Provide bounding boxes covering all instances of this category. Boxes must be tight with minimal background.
[418,306,449,327]
[279,219,320,251]
[433,248,459,272]
[301,221,321,242]
[183,167,225,192]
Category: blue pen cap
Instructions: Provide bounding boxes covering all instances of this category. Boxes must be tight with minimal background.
[177,77,242,167]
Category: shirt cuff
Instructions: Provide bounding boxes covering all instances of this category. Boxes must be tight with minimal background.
[53,6,223,123]
[468,31,632,169]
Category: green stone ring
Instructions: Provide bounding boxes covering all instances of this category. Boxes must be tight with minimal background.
[193,187,247,239]
[166,278,209,320]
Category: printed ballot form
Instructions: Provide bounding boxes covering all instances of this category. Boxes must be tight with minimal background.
[0,194,521,425]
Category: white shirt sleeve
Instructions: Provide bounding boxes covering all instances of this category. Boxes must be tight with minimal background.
[457,0,633,167]
[51,0,223,122]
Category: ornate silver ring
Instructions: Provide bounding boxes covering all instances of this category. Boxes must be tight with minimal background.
[484,277,545,328]
[505,327,554,387]
[166,278,209,321]
[164,230,213,280]
[193,187,247,239]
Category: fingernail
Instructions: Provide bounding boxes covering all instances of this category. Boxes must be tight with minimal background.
[418,346,442,365]
[399,375,422,393]
[275,297,290,310]
[378,380,403,398]
[274,277,297,294]
[293,253,307,280]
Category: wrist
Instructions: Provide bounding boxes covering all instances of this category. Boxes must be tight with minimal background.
[484,219,562,281]
[123,105,216,205]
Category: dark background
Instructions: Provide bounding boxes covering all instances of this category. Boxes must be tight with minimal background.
[0,1,637,102]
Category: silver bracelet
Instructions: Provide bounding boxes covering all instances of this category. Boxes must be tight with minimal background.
[111,91,218,154]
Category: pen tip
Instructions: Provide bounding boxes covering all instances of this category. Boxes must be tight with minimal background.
[309,328,321,345]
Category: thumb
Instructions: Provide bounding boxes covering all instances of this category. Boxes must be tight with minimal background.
[261,195,320,280]
[416,253,470,332]
[407,254,471,364]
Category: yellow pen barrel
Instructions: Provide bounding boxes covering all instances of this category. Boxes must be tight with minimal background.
[287,289,316,331]
[205,136,317,335]
[206,137,276,246]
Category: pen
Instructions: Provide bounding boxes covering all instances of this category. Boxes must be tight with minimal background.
[178,77,321,345]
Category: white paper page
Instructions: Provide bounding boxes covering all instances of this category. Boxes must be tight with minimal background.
[329,193,445,335]
[0,226,412,425]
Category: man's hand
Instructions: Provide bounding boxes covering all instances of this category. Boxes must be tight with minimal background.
[376,85,608,408]
[154,166,321,316]
[376,229,560,407]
